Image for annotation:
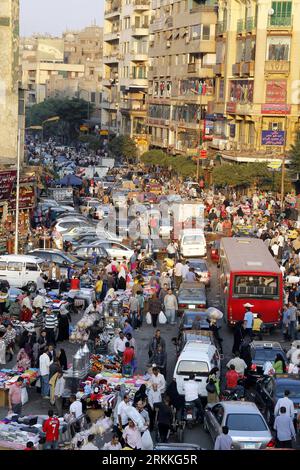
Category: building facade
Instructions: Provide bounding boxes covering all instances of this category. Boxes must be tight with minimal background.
[212,0,300,162]
[147,0,217,154]
[0,0,20,163]
[102,0,150,153]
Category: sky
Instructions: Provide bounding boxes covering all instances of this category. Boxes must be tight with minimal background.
[20,0,104,36]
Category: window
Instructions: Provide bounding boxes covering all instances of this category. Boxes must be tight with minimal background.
[226,414,267,431]
[7,262,23,271]
[233,275,279,298]
[267,36,290,60]
[191,25,201,39]
[0,262,6,270]
[26,263,38,272]
[91,92,96,103]
[124,17,131,29]
[177,360,209,376]
[202,25,210,40]
[270,1,292,25]
[268,121,283,131]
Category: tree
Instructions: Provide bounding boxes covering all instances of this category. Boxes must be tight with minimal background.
[108,135,138,161]
[26,97,94,143]
[78,134,102,152]
[289,131,300,175]
[141,150,200,178]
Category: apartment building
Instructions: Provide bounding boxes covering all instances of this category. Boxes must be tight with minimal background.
[147,0,217,154]
[102,0,150,153]
[212,0,300,162]
[0,0,20,163]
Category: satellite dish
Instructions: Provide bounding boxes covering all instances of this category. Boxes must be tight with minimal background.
[268,8,274,15]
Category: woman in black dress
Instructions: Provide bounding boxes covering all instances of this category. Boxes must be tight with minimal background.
[57,305,71,342]
[232,320,246,355]
[57,348,68,371]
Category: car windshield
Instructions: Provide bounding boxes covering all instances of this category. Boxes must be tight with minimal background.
[183,313,207,325]
[189,262,207,271]
[182,235,205,245]
[177,360,209,376]
[64,253,80,263]
[226,413,267,431]
[179,289,205,299]
[252,349,283,362]
[276,383,300,398]
[233,275,279,299]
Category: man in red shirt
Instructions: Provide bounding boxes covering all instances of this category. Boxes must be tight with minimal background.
[122,342,134,374]
[42,410,60,450]
[225,364,244,397]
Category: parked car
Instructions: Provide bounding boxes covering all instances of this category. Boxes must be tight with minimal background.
[89,240,134,261]
[55,217,93,234]
[173,329,215,356]
[247,341,287,383]
[204,401,275,449]
[0,255,45,289]
[177,281,207,313]
[186,259,211,286]
[28,249,84,277]
[255,374,300,425]
[153,443,201,451]
[72,245,109,263]
[179,309,209,330]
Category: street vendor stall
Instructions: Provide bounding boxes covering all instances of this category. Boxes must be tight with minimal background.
[0,368,39,408]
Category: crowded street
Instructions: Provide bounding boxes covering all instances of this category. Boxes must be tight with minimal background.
[0,137,299,452]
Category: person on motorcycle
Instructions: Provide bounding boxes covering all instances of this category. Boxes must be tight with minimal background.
[225,364,244,398]
[182,374,204,423]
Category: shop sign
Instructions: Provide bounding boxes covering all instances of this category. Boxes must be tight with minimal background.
[226,102,237,113]
[9,185,35,210]
[0,170,17,201]
[100,130,109,135]
[261,103,291,115]
[261,130,285,146]
[266,80,287,103]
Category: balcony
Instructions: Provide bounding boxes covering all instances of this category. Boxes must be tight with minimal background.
[232,63,241,75]
[241,61,255,76]
[187,63,214,78]
[268,16,292,28]
[130,51,148,61]
[133,0,150,10]
[213,63,224,75]
[120,100,147,112]
[101,100,118,110]
[237,19,245,33]
[104,30,120,42]
[216,21,225,35]
[103,52,120,63]
[104,2,121,18]
[131,27,149,36]
[265,60,290,74]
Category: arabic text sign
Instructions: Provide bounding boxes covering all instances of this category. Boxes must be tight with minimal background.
[261,130,285,146]
[0,170,17,201]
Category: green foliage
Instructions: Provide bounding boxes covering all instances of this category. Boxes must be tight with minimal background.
[141,150,200,178]
[289,132,300,174]
[212,162,291,192]
[108,135,138,160]
[26,98,94,143]
[78,134,102,151]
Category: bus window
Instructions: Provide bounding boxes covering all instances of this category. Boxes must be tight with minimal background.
[233,275,279,298]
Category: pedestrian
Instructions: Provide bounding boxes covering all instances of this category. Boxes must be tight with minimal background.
[122,342,134,375]
[0,331,6,365]
[274,390,295,418]
[81,434,98,450]
[129,293,140,330]
[174,260,183,289]
[39,346,52,399]
[56,348,68,371]
[243,303,254,337]
[287,301,298,341]
[226,353,247,376]
[148,293,162,328]
[252,314,264,340]
[57,305,71,342]
[42,409,60,450]
[123,319,134,336]
[136,290,144,328]
[148,329,166,360]
[8,377,24,415]
[273,353,286,374]
[183,373,203,422]
[103,434,122,451]
[164,289,178,325]
[274,407,296,448]
[44,308,58,346]
[185,267,197,282]
[116,393,130,438]
[206,367,220,403]
[123,419,142,450]
[69,393,83,419]
[52,370,65,417]
[152,344,167,377]
[232,320,246,355]
[155,397,173,443]
[149,366,166,393]
[114,331,127,359]
[282,305,290,340]
[214,426,233,450]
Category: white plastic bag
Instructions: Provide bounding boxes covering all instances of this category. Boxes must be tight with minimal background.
[146,312,152,325]
[158,311,167,324]
[125,405,145,431]
[21,387,28,405]
[141,429,153,450]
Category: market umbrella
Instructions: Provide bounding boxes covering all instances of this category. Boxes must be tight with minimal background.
[57,174,82,186]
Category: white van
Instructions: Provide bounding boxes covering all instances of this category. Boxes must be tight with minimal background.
[179,229,207,258]
[0,255,45,289]
[173,341,220,397]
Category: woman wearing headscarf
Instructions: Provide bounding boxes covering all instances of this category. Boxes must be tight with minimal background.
[117,266,127,291]
[16,348,31,370]
[133,384,147,405]
[57,348,68,371]
[273,353,286,374]
[57,305,71,342]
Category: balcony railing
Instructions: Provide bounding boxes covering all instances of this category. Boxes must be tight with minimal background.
[246,17,255,31]
[237,19,245,33]
[268,16,292,27]
[133,0,150,7]
[216,21,225,35]
[120,100,147,111]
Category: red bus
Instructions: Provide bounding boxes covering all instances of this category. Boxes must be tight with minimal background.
[219,237,283,328]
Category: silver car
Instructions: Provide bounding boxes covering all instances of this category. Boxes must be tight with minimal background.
[204,401,274,450]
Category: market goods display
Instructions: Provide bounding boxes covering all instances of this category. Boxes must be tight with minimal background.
[89,354,122,373]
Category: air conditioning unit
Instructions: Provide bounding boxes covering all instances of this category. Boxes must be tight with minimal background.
[166,41,171,47]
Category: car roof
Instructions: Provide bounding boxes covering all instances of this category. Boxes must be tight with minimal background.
[251,341,283,349]
[220,401,260,413]
[181,341,215,354]
[0,255,44,263]
[30,249,67,255]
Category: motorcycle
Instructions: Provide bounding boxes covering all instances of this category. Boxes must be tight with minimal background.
[182,401,198,429]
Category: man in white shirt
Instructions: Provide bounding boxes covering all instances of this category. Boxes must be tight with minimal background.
[147,383,162,410]
[117,394,130,430]
[39,347,52,398]
[81,434,98,450]
[33,292,46,310]
[114,331,127,358]
[70,394,83,419]
[183,374,203,422]
[274,390,295,418]
[123,419,142,450]
[54,371,65,417]
[226,353,247,375]
[181,262,189,280]
[150,367,166,393]
[174,261,183,289]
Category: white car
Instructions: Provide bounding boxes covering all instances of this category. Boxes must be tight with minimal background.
[90,240,134,261]
[39,199,75,212]
[55,218,92,233]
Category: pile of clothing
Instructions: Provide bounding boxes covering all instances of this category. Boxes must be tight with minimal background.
[89,354,122,373]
